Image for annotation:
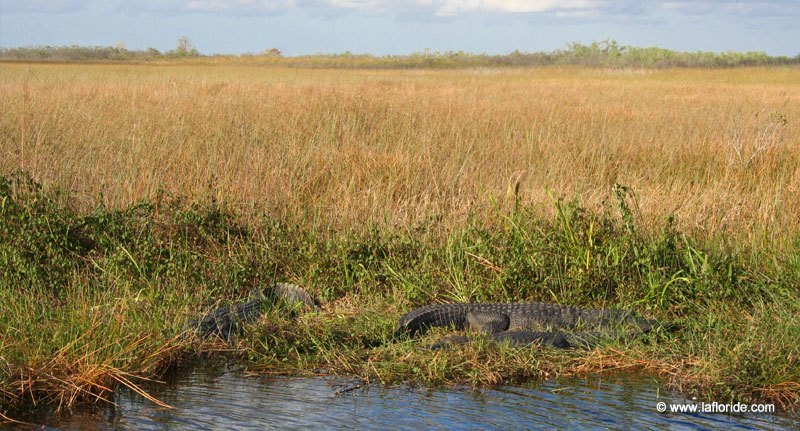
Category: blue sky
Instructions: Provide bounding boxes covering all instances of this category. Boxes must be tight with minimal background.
[1,1,798,56]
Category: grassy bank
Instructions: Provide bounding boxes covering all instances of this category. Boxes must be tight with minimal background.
[1,173,799,415]
[1,62,799,416]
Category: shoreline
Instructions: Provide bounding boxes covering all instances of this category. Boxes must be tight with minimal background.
[2,173,798,416]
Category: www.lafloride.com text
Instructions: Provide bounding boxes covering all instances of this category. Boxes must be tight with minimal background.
[656,401,775,414]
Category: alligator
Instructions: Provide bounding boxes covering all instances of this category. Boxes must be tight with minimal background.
[396,302,662,349]
[186,282,315,340]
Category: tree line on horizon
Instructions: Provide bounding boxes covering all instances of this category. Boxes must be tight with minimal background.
[1,39,797,68]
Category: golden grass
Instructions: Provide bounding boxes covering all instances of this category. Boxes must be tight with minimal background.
[2,63,798,245]
[2,61,799,416]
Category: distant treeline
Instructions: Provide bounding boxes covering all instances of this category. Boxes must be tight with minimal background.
[0,44,196,62]
[285,42,800,68]
[2,40,798,68]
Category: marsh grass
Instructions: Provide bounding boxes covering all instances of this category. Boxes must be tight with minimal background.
[1,62,800,415]
[1,63,799,247]
[2,172,798,415]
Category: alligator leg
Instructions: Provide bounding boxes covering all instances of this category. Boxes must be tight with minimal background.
[429,335,472,350]
[466,310,576,348]
[491,330,572,348]
[466,310,511,334]
[429,330,574,350]
[432,311,577,349]
[428,311,509,349]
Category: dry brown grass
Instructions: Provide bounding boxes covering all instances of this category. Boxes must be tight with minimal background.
[1,63,798,245]
[2,63,799,417]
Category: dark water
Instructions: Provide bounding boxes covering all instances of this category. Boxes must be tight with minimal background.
[8,370,797,430]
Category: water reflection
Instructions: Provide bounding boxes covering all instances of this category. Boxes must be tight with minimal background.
[12,369,797,430]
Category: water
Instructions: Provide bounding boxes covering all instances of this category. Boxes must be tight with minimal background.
[9,369,797,430]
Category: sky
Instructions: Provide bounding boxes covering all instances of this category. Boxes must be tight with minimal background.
[1,1,798,56]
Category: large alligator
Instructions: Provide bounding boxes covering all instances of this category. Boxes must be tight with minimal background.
[396,302,662,349]
[186,282,315,340]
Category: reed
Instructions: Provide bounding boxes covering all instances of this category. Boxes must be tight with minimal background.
[1,63,798,247]
[1,61,799,415]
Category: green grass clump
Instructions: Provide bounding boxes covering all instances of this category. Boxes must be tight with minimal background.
[1,172,799,414]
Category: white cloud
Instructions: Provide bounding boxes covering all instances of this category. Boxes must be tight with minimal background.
[118,0,434,14]
[118,0,614,15]
[183,0,296,12]
[660,1,799,17]
[11,0,796,19]
[435,0,609,16]
[3,0,87,13]
[321,0,435,13]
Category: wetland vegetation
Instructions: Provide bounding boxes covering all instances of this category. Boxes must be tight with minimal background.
[1,59,799,418]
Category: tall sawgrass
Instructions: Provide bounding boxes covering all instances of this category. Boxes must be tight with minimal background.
[2,62,799,413]
[2,173,799,411]
[1,64,798,249]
